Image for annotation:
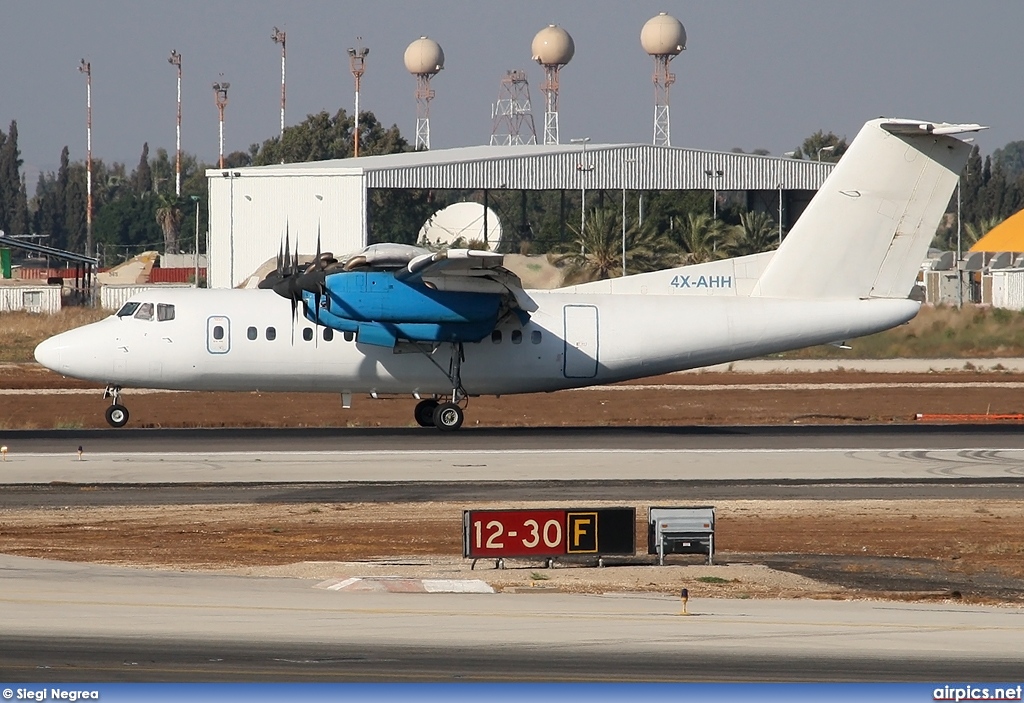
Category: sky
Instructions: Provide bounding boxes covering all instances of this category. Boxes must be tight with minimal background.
[2,1,1022,181]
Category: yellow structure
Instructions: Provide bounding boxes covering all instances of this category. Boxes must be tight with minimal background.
[970,209,1024,252]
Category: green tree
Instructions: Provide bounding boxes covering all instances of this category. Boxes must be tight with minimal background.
[964,216,1005,248]
[0,121,30,235]
[154,194,183,254]
[992,141,1024,181]
[674,212,730,264]
[249,108,408,165]
[727,210,778,257]
[549,207,680,284]
[133,143,152,195]
[792,130,848,162]
[93,192,162,262]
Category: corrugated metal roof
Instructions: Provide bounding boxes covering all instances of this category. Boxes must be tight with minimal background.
[207,144,834,191]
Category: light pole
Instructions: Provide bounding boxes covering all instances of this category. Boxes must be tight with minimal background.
[212,80,230,169]
[191,195,200,287]
[272,27,286,153]
[817,145,836,161]
[571,137,592,253]
[704,169,724,219]
[779,152,796,245]
[622,157,638,277]
[78,59,93,256]
[347,39,369,158]
[168,50,182,196]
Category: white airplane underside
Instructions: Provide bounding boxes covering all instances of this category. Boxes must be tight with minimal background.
[35,118,984,430]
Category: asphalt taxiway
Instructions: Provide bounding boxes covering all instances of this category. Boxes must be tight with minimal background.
[1,554,1021,682]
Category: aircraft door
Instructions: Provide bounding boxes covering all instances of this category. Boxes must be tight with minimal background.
[563,305,599,378]
[207,316,231,354]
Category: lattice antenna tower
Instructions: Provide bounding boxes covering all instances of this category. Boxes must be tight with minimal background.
[490,70,537,146]
[641,12,686,147]
[405,37,444,150]
[531,25,574,145]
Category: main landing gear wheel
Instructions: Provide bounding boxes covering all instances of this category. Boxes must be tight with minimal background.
[432,402,464,431]
[105,404,130,428]
[414,399,439,427]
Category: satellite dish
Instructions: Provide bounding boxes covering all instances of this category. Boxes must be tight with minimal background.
[419,202,503,252]
[989,251,1012,269]
[933,251,954,271]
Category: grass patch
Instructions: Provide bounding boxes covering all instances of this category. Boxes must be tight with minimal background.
[0,308,110,363]
[774,305,1024,359]
[530,572,550,581]
[696,576,731,584]
[53,418,85,430]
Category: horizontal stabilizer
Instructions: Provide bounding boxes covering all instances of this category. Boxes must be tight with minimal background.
[879,119,988,137]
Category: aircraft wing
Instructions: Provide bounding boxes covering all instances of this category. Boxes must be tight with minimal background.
[398,249,537,311]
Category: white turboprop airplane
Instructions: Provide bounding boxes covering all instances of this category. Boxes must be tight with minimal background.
[34,118,981,430]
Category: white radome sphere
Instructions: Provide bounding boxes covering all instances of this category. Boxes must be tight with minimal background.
[404,36,444,75]
[531,24,574,66]
[641,12,686,56]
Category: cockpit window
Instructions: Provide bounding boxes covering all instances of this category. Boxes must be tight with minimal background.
[116,302,141,318]
[157,303,175,321]
[133,302,154,321]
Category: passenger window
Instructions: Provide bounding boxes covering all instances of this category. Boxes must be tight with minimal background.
[344,331,354,342]
[531,330,542,344]
[511,330,522,345]
[157,304,175,321]
[247,326,257,341]
[323,328,334,342]
[134,302,154,321]
[491,330,502,344]
[213,325,225,341]
[116,302,140,318]
[266,327,277,341]
[302,328,313,342]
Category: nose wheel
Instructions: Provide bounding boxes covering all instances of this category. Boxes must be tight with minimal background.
[103,385,130,428]
[105,404,130,428]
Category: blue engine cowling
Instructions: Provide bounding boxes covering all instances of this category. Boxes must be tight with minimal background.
[300,271,503,347]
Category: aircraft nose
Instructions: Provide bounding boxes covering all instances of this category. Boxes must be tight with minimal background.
[34,334,64,371]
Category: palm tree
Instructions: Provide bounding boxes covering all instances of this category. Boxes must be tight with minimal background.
[963,216,1004,249]
[155,195,183,255]
[675,212,731,264]
[727,211,779,257]
[550,207,679,285]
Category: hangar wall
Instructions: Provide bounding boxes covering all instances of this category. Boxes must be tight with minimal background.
[208,172,365,289]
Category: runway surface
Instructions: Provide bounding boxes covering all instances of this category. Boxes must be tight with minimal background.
[4,424,1023,682]
[1,554,1021,682]
[2,425,1024,485]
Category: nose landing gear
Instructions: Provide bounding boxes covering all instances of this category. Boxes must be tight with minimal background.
[103,385,130,428]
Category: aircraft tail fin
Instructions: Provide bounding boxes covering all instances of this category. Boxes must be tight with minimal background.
[753,118,984,300]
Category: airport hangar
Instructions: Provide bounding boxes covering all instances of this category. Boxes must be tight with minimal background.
[205,145,834,289]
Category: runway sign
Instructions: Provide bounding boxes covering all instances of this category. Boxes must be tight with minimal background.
[463,508,635,558]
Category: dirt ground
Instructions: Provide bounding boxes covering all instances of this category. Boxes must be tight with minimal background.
[6,362,1024,429]
[2,363,1024,604]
